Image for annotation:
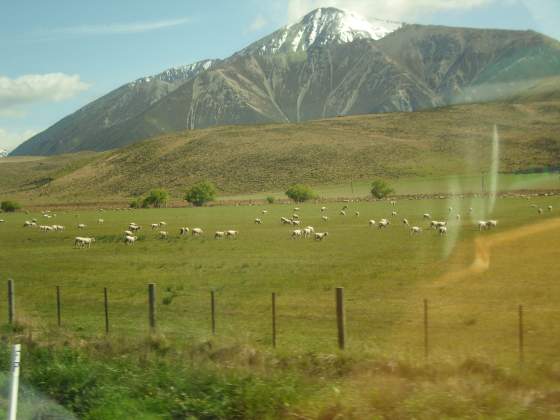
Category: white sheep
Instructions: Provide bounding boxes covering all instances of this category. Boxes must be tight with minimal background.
[390,200,396,206]
[124,235,137,245]
[391,211,397,216]
[538,208,544,214]
[159,231,168,239]
[355,211,360,217]
[368,220,376,227]
[303,227,314,238]
[151,223,159,230]
[339,210,346,216]
[402,218,409,225]
[478,221,488,231]
[292,214,299,220]
[159,221,167,227]
[548,205,553,212]
[129,224,141,232]
[74,237,95,248]
[410,226,422,235]
[321,216,329,222]
[77,223,86,229]
[294,207,300,212]
[192,228,203,236]
[487,220,498,228]
[292,220,301,226]
[281,217,292,225]
[292,229,303,239]
[456,214,461,220]
[262,210,268,214]
[214,231,225,239]
[378,219,389,229]
[226,230,238,239]
[321,206,327,212]
[180,227,190,235]
[124,230,134,236]
[438,226,448,235]
[314,232,329,241]
[23,221,32,227]
[254,218,263,224]
[97,219,104,224]
[423,213,431,220]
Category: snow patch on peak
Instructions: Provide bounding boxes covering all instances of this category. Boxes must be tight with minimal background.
[238,7,402,56]
[0,148,8,158]
[131,59,215,87]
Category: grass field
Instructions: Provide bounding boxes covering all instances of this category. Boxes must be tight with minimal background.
[1,192,560,417]
[0,194,558,361]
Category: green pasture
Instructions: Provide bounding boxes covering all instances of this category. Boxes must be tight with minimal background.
[0,193,559,367]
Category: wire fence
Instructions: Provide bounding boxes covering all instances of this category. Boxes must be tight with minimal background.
[3,278,560,365]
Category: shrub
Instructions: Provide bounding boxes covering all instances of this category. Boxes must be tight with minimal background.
[285,184,317,203]
[370,180,394,199]
[266,196,275,204]
[1,200,21,212]
[129,198,142,209]
[185,181,216,207]
[142,189,169,208]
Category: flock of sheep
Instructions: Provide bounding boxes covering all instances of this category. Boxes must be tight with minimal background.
[7,199,555,250]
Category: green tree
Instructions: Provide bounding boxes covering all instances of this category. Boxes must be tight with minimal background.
[266,196,275,204]
[285,184,317,203]
[370,180,394,199]
[185,181,217,207]
[142,189,169,208]
[1,200,21,212]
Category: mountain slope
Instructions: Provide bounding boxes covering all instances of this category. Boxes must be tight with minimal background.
[2,93,559,203]
[11,8,560,156]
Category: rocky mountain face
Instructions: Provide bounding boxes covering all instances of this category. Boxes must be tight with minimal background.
[12,8,560,156]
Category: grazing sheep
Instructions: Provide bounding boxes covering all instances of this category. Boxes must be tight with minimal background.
[355,211,360,217]
[292,214,299,220]
[402,218,409,226]
[294,207,300,212]
[305,226,315,233]
[262,210,268,214]
[378,219,389,229]
[129,224,141,232]
[438,226,448,235]
[180,227,190,235]
[31,218,37,223]
[456,214,461,220]
[548,205,553,212]
[430,221,446,229]
[342,205,349,210]
[254,218,263,224]
[214,231,225,239]
[303,227,315,238]
[391,211,397,216]
[339,210,346,216]
[368,220,376,227]
[321,216,329,222]
[478,221,488,231]
[292,229,303,239]
[124,230,134,236]
[423,213,431,220]
[159,222,167,227]
[314,232,329,241]
[53,225,65,231]
[226,230,238,239]
[23,221,32,227]
[74,237,95,248]
[390,200,397,206]
[151,223,159,230]
[538,208,544,214]
[97,219,104,224]
[487,220,498,229]
[124,235,137,246]
[292,220,301,226]
[77,223,86,229]
[448,207,453,213]
[281,217,292,225]
[192,228,203,236]
[410,226,422,235]
[159,231,168,239]
[321,206,327,212]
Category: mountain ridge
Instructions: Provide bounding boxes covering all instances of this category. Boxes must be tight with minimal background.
[11,8,560,156]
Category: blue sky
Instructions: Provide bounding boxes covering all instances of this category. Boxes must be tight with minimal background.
[1,0,558,150]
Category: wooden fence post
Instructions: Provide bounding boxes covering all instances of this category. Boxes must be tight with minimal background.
[148,283,156,331]
[424,299,429,359]
[518,304,524,365]
[336,287,345,350]
[104,287,109,334]
[56,286,61,327]
[7,279,14,325]
[272,292,277,348]
[211,290,216,335]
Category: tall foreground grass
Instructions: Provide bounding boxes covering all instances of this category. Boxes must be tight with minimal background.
[1,329,560,419]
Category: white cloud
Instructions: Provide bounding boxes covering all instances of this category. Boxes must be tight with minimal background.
[248,15,268,32]
[287,0,492,22]
[0,128,39,151]
[51,17,191,36]
[0,73,89,110]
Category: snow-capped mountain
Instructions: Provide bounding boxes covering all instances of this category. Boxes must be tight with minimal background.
[0,148,8,158]
[131,59,215,86]
[237,7,402,55]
